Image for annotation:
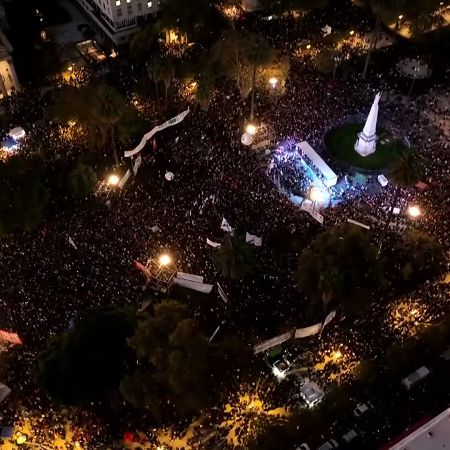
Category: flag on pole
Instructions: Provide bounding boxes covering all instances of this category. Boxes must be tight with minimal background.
[217,283,229,304]
[150,225,160,232]
[221,218,234,234]
[68,236,78,249]
[206,238,221,248]
[246,232,262,246]
[134,261,151,278]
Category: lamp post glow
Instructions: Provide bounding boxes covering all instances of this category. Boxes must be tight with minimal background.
[306,44,311,49]
[398,14,403,19]
[246,124,257,135]
[159,254,171,266]
[408,205,421,218]
[108,174,120,185]
[350,30,354,36]
[269,77,278,88]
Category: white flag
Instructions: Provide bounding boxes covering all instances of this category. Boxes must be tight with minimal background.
[206,238,221,248]
[68,236,77,250]
[221,218,234,234]
[246,232,262,246]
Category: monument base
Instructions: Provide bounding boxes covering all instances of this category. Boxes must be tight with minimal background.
[354,132,377,157]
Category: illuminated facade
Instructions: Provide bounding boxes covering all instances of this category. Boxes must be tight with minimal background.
[75,0,159,45]
[0,30,20,98]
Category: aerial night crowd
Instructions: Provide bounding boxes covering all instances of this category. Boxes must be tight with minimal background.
[2,0,450,449]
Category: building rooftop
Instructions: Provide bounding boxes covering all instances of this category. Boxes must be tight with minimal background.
[384,408,450,450]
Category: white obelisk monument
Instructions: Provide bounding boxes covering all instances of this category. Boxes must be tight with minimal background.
[355,92,382,157]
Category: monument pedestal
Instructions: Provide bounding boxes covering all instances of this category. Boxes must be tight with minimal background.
[354,131,377,156]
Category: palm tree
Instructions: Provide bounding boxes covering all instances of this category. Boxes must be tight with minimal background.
[377,149,422,254]
[159,56,175,110]
[196,68,216,111]
[244,33,275,120]
[67,163,97,197]
[92,86,126,167]
[147,56,164,103]
[361,0,396,79]
[315,48,340,79]
[213,235,256,280]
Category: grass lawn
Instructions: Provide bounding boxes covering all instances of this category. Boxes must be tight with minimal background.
[324,122,405,171]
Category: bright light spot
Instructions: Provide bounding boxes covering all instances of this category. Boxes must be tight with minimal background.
[246,124,257,135]
[411,309,418,316]
[272,366,286,379]
[269,77,278,87]
[310,188,323,202]
[398,14,403,19]
[191,81,197,87]
[108,174,120,185]
[334,351,342,359]
[16,434,27,445]
[350,30,355,35]
[408,205,421,217]
[306,44,311,49]
[159,254,171,265]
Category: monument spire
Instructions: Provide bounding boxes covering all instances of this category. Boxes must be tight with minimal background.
[355,92,382,157]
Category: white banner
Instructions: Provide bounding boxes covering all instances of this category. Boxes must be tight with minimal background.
[118,169,131,188]
[174,277,213,293]
[68,236,77,250]
[347,218,370,230]
[207,238,221,248]
[124,108,190,157]
[311,210,324,224]
[176,272,204,283]
[253,331,293,354]
[246,232,262,246]
[221,218,234,234]
[133,154,142,174]
[150,225,160,232]
[294,310,336,339]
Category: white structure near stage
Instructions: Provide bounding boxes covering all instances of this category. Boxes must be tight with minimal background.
[297,141,337,187]
[355,92,382,157]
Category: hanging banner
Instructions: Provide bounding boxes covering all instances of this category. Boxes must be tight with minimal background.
[174,277,213,293]
[118,170,131,189]
[0,330,22,345]
[133,155,142,175]
[124,108,190,157]
[176,272,204,283]
[253,331,293,354]
[221,218,234,234]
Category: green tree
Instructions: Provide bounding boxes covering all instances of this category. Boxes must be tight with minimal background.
[47,85,136,166]
[377,150,422,254]
[147,55,163,103]
[67,163,97,197]
[296,224,382,314]
[385,340,418,373]
[159,56,175,110]
[0,155,49,235]
[353,359,377,382]
[33,306,137,406]
[130,26,160,61]
[196,66,216,111]
[244,33,275,120]
[398,230,445,281]
[121,300,255,420]
[315,48,340,79]
[213,235,256,279]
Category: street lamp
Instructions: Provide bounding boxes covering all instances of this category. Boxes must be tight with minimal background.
[269,77,278,88]
[350,30,355,36]
[334,351,342,359]
[108,174,120,185]
[398,14,403,19]
[246,124,257,135]
[159,254,171,266]
[408,205,421,218]
[306,44,311,49]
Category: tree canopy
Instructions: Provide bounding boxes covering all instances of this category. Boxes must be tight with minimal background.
[121,300,258,421]
[0,155,49,235]
[34,306,137,406]
[296,224,382,314]
[66,162,97,198]
[213,235,257,279]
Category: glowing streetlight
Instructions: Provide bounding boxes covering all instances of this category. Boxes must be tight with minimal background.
[191,81,197,88]
[398,14,403,19]
[334,351,342,359]
[408,205,421,218]
[350,30,355,35]
[411,309,418,316]
[269,77,278,88]
[108,174,120,185]
[246,124,257,135]
[159,254,171,265]
[306,44,311,49]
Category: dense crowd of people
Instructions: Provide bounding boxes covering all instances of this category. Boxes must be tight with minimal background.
[2,3,450,450]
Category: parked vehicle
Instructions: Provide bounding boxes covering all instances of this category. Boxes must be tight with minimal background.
[353,401,374,417]
[297,444,311,450]
[342,429,360,444]
[401,366,430,390]
[316,439,339,450]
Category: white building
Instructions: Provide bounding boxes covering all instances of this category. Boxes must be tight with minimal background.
[75,0,159,46]
[0,30,20,97]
